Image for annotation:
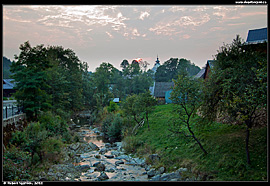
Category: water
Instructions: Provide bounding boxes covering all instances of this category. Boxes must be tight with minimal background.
[72,125,148,181]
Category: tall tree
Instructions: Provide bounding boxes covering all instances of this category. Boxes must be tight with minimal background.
[10,41,52,120]
[201,35,267,164]
[170,75,207,155]
[93,62,115,108]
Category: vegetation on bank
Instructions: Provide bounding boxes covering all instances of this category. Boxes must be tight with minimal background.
[3,111,79,181]
[123,104,267,181]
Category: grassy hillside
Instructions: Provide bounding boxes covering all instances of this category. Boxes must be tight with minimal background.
[123,104,267,181]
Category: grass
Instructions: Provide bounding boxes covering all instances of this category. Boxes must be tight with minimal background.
[123,104,267,181]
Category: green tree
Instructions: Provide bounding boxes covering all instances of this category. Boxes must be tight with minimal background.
[93,62,115,108]
[120,59,129,70]
[10,41,52,120]
[170,75,207,155]
[139,91,157,129]
[201,35,267,164]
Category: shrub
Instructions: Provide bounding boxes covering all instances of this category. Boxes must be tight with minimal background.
[107,113,123,141]
[107,101,119,113]
[122,135,144,154]
[41,137,63,163]
[3,145,31,181]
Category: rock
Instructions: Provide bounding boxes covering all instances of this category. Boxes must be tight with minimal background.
[148,154,160,162]
[110,150,120,157]
[151,174,161,181]
[104,155,114,158]
[115,160,124,166]
[76,164,90,172]
[159,172,181,181]
[106,168,115,173]
[157,167,165,174]
[99,147,107,154]
[177,167,187,173]
[94,163,106,172]
[97,172,109,181]
[69,142,80,151]
[88,142,99,150]
[147,169,156,178]
[93,162,101,167]
[95,154,101,159]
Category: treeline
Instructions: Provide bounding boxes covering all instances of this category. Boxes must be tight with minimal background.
[155,58,200,82]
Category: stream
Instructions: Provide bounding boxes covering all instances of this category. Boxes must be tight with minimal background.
[71,124,149,181]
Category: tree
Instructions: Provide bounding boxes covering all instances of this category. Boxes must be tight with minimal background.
[10,41,52,120]
[155,58,200,82]
[201,35,267,164]
[139,91,157,129]
[93,62,115,108]
[120,59,129,70]
[170,75,208,155]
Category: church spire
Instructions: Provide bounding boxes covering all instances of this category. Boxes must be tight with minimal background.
[155,54,160,64]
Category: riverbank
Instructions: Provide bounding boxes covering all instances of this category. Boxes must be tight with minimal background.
[122,104,267,181]
[40,122,192,181]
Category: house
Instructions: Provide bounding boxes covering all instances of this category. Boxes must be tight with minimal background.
[3,79,16,97]
[153,81,174,103]
[246,27,267,44]
[244,27,267,53]
[203,60,215,80]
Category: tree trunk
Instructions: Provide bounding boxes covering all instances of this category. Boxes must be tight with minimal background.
[186,115,208,155]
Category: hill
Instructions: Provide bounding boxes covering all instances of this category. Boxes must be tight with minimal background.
[123,104,267,181]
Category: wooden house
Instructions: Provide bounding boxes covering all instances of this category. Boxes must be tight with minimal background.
[203,60,215,80]
[153,81,174,104]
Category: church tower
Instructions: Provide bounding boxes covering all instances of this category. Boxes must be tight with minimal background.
[152,55,160,73]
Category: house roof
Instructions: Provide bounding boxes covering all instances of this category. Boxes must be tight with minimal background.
[207,60,215,68]
[246,27,267,44]
[154,82,174,98]
[3,79,16,90]
[194,68,205,79]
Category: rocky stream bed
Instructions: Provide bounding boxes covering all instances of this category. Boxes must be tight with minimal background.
[40,123,194,181]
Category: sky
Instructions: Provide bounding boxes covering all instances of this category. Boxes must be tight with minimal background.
[3,5,267,72]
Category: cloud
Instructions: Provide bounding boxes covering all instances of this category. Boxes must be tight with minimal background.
[139,11,150,20]
[149,13,210,36]
[106,31,114,39]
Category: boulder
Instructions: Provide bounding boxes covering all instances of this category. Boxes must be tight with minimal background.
[104,155,114,159]
[75,164,90,172]
[88,142,99,150]
[99,147,107,155]
[94,163,106,172]
[97,172,109,181]
[147,169,156,178]
[115,160,124,166]
[148,154,160,163]
[157,167,165,174]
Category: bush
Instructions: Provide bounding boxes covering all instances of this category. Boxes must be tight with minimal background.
[107,113,123,141]
[41,137,63,163]
[3,145,31,181]
[122,135,144,154]
[107,101,119,113]
[101,113,123,142]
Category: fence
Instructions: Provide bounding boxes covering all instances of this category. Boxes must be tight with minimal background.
[3,104,24,119]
